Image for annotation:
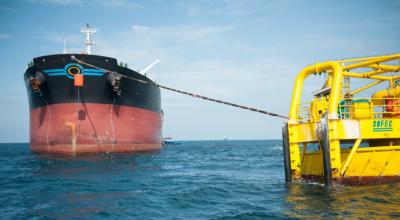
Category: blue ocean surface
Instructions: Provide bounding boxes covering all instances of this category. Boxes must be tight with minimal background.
[1,140,399,219]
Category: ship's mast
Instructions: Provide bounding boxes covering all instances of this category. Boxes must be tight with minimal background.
[80,24,97,54]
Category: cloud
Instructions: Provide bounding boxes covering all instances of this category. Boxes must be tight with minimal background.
[42,32,82,44]
[186,4,200,16]
[30,0,141,8]
[95,0,142,9]
[40,31,86,54]
[30,0,82,5]
[210,0,287,16]
[0,33,11,40]
[130,25,232,43]
[93,24,233,67]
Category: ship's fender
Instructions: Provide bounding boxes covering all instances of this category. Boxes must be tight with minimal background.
[107,72,122,95]
[282,122,292,182]
[321,115,333,186]
[30,71,46,93]
[34,71,46,84]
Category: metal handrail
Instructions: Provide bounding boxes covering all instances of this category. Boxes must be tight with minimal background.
[297,97,400,122]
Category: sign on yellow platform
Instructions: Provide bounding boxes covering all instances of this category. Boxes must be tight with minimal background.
[372,119,393,132]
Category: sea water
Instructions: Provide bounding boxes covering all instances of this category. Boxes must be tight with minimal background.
[0,140,399,219]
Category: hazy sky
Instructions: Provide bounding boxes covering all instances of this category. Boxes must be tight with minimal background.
[0,0,399,142]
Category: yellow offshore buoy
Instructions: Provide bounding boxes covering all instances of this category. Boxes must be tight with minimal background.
[282,53,400,186]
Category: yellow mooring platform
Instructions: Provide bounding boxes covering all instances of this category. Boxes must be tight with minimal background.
[282,53,400,185]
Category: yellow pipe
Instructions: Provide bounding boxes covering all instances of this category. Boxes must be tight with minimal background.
[337,53,400,63]
[342,55,400,71]
[392,75,400,80]
[322,58,399,80]
[369,64,400,72]
[362,69,387,77]
[288,67,315,123]
[340,138,362,176]
[343,72,392,80]
[349,80,384,95]
[289,62,343,122]
[328,63,343,119]
[327,68,391,78]
[327,74,333,87]
[332,70,390,79]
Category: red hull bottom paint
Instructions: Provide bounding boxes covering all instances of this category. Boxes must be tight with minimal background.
[30,103,162,155]
[302,175,400,185]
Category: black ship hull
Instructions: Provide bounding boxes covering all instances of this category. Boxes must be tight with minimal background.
[24,54,162,155]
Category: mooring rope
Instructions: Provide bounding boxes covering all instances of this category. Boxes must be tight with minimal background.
[71,56,288,119]
[156,84,288,119]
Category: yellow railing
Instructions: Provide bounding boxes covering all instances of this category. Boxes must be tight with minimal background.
[339,98,400,119]
[297,102,312,121]
[297,98,400,122]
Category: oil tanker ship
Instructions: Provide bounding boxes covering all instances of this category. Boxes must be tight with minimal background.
[24,25,162,155]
